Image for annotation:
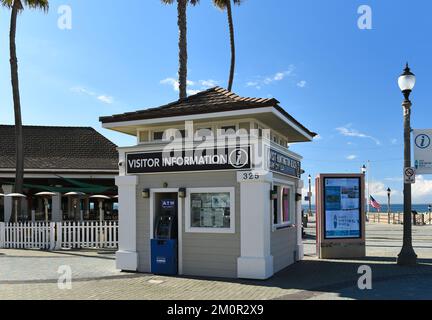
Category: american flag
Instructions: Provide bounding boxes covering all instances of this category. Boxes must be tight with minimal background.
[370,196,381,212]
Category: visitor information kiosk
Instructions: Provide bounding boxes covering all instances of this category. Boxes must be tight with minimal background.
[100,87,317,280]
[315,174,366,259]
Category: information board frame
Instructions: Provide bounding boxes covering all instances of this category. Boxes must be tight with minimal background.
[316,173,366,259]
[322,176,363,240]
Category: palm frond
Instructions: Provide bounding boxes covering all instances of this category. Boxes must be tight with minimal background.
[1,0,49,11]
[24,0,49,12]
[0,0,13,8]
[213,0,242,10]
[161,0,199,6]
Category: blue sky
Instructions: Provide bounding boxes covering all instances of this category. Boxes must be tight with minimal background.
[1,0,432,203]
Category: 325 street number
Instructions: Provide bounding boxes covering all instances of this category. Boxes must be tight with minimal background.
[241,172,260,181]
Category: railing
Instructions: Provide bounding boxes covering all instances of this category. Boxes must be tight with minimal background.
[368,212,431,225]
[0,221,118,250]
[60,221,118,249]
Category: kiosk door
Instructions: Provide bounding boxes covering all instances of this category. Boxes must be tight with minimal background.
[151,193,178,275]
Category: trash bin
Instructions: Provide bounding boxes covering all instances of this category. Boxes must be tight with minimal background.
[151,239,178,275]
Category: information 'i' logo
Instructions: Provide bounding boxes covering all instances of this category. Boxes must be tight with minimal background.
[415,134,430,149]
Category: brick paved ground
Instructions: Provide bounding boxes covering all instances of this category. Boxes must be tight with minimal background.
[1,222,431,300]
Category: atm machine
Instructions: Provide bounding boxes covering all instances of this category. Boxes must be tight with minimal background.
[151,197,178,275]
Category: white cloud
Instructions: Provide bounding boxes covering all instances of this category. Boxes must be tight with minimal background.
[336,124,381,145]
[246,81,259,87]
[199,79,218,88]
[391,138,398,145]
[70,86,95,96]
[346,155,357,160]
[97,95,114,104]
[187,89,202,96]
[412,175,432,202]
[70,86,114,105]
[160,77,219,96]
[246,66,295,89]
[297,80,307,88]
[369,181,394,198]
[160,77,179,92]
[313,134,323,141]
[384,177,403,182]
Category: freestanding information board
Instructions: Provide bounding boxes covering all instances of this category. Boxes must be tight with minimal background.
[316,174,366,259]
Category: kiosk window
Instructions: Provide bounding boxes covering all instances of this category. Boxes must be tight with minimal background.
[195,128,213,139]
[153,131,164,141]
[273,186,279,225]
[220,125,237,136]
[186,187,235,233]
[273,185,294,227]
[282,188,290,223]
[190,193,230,229]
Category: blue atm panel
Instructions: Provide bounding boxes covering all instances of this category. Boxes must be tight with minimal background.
[151,239,178,275]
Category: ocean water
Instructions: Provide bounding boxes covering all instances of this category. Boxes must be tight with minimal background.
[302,204,431,213]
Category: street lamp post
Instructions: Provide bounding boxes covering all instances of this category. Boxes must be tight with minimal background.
[308,175,312,217]
[397,63,418,266]
[387,188,391,224]
[361,164,369,221]
[428,205,431,225]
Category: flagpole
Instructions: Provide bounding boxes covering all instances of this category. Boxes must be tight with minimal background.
[367,160,370,214]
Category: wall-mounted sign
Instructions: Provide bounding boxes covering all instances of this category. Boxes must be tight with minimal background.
[414,129,432,174]
[323,177,362,239]
[126,147,250,174]
[404,167,416,184]
[268,149,301,178]
[161,200,175,209]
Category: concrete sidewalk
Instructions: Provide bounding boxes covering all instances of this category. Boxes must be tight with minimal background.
[0,223,431,300]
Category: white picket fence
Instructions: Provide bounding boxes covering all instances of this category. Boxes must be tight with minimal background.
[0,221,118,250]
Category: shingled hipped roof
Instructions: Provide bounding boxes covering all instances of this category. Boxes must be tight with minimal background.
[0,125,119,172]
[99,86,316,138]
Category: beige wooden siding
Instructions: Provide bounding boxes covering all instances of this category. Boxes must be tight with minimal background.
[271,227,297,273]
[135,171,240,278]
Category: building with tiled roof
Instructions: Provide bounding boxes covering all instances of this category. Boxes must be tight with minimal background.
[0,125,119,222]
[0,125,118,173]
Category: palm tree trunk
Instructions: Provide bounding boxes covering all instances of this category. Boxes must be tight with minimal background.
[226,0,236,92]
[10,1,24,198]
[177,0,188,100]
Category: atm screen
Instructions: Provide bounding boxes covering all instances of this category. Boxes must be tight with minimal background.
[155,199,177,240]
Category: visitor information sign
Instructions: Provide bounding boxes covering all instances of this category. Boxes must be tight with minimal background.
[413,129,432,174]
[323,177,362,239]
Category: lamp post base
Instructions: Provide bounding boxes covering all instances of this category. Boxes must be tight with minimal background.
[397,246,418,266]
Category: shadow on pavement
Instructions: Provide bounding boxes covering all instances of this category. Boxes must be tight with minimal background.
[174,257,432,300]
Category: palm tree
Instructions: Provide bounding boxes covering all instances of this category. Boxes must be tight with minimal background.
[161,0,199,100]
[1,0,49,219]
[213,0,242,92]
